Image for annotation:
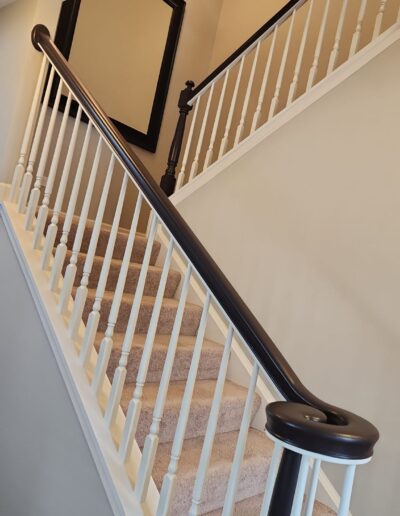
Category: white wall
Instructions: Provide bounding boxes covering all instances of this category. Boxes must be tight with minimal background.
[0,217,113,516]
[0,0,62,183]
[176,39,400,516]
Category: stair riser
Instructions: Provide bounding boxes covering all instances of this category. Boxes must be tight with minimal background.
[64,253,180,298]
[107,346,222,383]
[46,217,160,264]
[81,297,202,335]
[129,394,260,448]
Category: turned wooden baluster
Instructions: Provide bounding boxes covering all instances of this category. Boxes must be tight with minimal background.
[17,66,56,214]
[175,97,200,191]
[93,212,158,400]
[251,26,278,134]
[69,155,115,341]
[9,55,48,203]
[49,121,93,292]
[327,0,349,74]
[157,292,211,516]
[79,173,128,368]
[222,362,259,515]
[373,0,388,40]
[41,106,83,270]
[287,0,314,105]
[134,264,193,502]
[25,76,63,230]
[203,70,229,170]
[268,9,297,120]
[33,91,73,250]
[219,56,245,158]
[160,80,194,196]
[58,137,103,315]
[189,84,215,182]
[189,325,234,515]
[234,41,261,145]
[307,0,331,91]
[349,0,368,57]
[119,237,174,462]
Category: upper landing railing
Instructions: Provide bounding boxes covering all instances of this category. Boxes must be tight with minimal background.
[161,0,400,195]
[8,22,379,516]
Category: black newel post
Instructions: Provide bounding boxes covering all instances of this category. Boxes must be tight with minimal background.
[160,80,194,196]
[268,448,302,516]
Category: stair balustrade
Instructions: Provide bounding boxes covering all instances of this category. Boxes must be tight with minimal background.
[6,22,379,515]
[162,0,400,195]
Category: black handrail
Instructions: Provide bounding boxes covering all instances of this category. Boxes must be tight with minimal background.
[189,0,305,100]
[32,24,378,460]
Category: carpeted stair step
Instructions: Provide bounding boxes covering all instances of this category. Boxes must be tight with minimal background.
[152,428,274,515]
[80,290,203,335]
[100,334,224,383]
[65,250,180,297]
[46,213,160,263]
[204,495,335,515]
[120,380,261,448]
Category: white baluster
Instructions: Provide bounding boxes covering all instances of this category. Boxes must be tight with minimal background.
[176,98,200,191]
[251,26,278,134]
[222,362,259,516]
[9,55,48,203]
[219,56,245,158]
[349,0,368,57]
[337,465,356,516]
[119,238,174,462]
[58,137,103,315]
[49,122,93,292]
[290,455,310,516]
[157,292,211,516]
[135,264,193,502]
[25,77,63,231]
[268,10,297,120]
[304,459,321,516]
[203,70,229,170]
[33,92,73,250]
[79,173,128,367]
[327,0,349,74]
[260,443,283,515]
[18,66,56,214]
[41,106,83,270]
[373,1,388,40]
[189,325,234,516]
[234,40,261,145]
[189,84,215,182]
[70,155,115,342]
[287,0,314,105]
[307,0,331,91]
[96,209,157,405]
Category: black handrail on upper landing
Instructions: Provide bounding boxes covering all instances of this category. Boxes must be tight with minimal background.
[160,0,306,194]
[31,24,378,462]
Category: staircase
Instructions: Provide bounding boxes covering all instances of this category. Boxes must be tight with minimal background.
[51,213,333,515]
[0,14,380,516]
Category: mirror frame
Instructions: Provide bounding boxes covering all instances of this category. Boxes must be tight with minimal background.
[52,0,185,152]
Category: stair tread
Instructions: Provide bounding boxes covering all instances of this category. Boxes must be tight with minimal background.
[121,379,261,447]
[100,334,223,383]
[153,428,274,514]
[66,249,181,297]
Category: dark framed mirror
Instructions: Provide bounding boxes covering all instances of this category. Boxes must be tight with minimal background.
[52,0,185,152]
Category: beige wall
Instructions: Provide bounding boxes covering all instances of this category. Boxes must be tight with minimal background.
[0,0,62,183]
[176,40,400,516]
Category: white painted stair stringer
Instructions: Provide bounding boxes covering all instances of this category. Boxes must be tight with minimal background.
[171,22,400,207]
[0,200,160,516]
[155,225,348,514]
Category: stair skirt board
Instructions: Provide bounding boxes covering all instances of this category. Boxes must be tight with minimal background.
[1,200,338,515]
